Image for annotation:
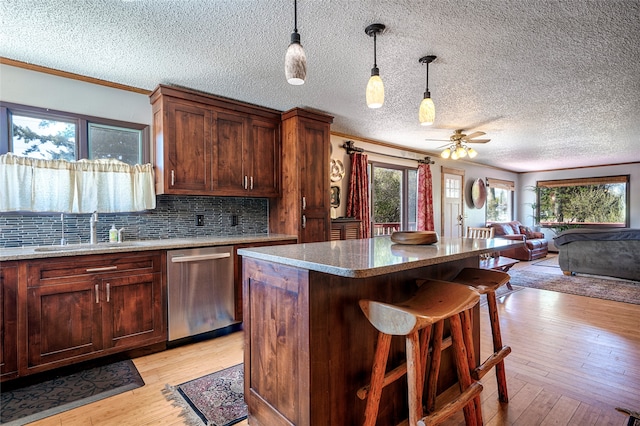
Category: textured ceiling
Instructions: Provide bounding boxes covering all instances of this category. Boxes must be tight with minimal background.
[2,0,640,172]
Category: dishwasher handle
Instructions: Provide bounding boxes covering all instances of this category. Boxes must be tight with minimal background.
[170,252,231,263]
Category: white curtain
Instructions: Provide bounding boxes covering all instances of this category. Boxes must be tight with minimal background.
[0,153,156,213]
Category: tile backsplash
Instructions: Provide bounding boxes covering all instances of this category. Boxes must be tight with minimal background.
[0,195,269,248]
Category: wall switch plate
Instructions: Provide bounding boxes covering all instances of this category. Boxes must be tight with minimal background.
[196,214,204,226]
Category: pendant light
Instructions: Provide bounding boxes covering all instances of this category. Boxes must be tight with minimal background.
[418,55,437,125]
[365,23,385,109]
[285,0,306,85]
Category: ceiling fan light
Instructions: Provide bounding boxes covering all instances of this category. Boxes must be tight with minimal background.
[285,38,307,85]
[366,72,384,109]
[441,148,451,159]
[457,146,467,158]
[419,96,435,126]
[467,147,478,158]
[450,150,459,160]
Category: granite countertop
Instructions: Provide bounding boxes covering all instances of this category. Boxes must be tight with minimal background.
[0,234,298,261]
[238,236,523,278]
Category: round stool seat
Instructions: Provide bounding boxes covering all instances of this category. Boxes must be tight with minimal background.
[452,268,510,294]
[360,280,480,336]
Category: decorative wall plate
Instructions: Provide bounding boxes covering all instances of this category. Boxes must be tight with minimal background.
[330,159,345,182]
[471,178,487,209]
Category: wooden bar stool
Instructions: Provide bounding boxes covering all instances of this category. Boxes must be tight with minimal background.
[452,268,512,403]
[359,280,483,426]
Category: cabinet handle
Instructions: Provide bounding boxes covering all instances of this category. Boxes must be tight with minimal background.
[95,284,100,304]
[244,176,248,190]
[106,283,110,303]
[302,214,306,229]
[171,170,175,186]
[86,266,118,273]
[250,176,254,190]
[302,196,306,210]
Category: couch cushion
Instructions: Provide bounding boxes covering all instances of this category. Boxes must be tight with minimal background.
[490,222,516,236]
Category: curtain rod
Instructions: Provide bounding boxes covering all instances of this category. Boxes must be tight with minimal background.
[341,140,435,164]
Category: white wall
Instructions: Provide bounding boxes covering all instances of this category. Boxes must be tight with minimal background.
[0,64,152,126]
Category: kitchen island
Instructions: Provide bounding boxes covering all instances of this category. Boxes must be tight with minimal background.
[238,236,522,426]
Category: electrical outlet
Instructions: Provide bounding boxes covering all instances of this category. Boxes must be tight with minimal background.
[196,214,204,226]
[231,215,238,226]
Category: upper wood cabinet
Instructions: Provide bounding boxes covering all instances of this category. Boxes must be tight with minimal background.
[269,108,333,243]
[151,85,281,197]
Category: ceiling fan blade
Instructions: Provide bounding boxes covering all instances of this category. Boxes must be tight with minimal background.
[463,131,486,140]
[424,138,450,142]
[466,138,491,144]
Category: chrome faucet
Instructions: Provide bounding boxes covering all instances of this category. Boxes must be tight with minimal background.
[89,211,99,244]
[60,213,66,246]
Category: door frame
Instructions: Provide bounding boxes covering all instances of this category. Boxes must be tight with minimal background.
[440,166,465,237]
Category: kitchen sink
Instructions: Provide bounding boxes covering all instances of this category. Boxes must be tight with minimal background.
[33,242,148,252]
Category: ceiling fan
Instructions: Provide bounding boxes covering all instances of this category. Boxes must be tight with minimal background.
[426,129,491,160]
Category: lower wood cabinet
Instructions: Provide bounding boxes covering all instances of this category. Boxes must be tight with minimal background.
[1,262,18,380]
[23,251,166,375]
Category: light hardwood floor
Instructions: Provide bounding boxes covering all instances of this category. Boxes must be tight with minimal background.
[28,257,639,425]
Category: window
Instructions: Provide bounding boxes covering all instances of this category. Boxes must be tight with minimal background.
[1,102,149,165]
[370,162,417,235]
[537,175,629,229]
[486,178,514,223]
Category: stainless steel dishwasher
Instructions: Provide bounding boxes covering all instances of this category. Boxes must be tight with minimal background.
[167,246,237,341]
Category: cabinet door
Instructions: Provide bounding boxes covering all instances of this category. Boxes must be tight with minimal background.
[1,262,18,379]
[166,100,212,192]
[248,117,280,197]
[27,279,103,370]
[102,272,164,349]
[213,110,248,194]
[299,119,331,243]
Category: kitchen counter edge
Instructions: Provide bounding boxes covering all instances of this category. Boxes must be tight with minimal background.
[0,234,298,261]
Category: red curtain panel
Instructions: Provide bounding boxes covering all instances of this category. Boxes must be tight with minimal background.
[417,163,435,231]
[346,152,371,238]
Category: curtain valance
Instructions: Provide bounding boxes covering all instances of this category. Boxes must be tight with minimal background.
[0,153,156,213]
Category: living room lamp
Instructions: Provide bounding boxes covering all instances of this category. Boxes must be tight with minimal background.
[418,55,437,125]
[365,23,385,108]
[285,0,307,85]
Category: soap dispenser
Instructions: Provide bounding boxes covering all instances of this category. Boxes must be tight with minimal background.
[109,225,118,243]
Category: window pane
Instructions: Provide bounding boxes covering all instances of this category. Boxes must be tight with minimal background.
[88,123,142,165]
[486,187,512,222]
[407,169,417,231]
[10,114,76,161]
[372,167,401,235]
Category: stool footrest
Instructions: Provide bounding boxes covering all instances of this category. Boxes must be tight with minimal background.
[472,345,512,380]
[357,336,454,400]
[417,382,483,426]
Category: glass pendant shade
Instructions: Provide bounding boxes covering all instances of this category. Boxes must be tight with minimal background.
[285,38,306,85]
[450,150,459,160]
[366,73,384,109]
[419,96,435,126]
[457,146,467,158]
[467,147,478,158]
[441,148,451,159]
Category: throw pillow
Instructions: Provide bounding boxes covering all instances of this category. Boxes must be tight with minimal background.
[519,225,537,239]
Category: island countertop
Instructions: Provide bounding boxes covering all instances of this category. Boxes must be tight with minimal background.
[238,235,522,278]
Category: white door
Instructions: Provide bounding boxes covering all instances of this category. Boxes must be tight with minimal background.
[442,170,464,237]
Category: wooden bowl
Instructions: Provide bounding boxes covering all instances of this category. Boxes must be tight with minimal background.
[390,231,439,245]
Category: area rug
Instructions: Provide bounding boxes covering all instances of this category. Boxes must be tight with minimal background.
[507,269,640,305]
[0,359,144,426]
[164,363,247,426]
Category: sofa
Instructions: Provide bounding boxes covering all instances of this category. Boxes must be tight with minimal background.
[486,221,548,261]
[554,228,640,281]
